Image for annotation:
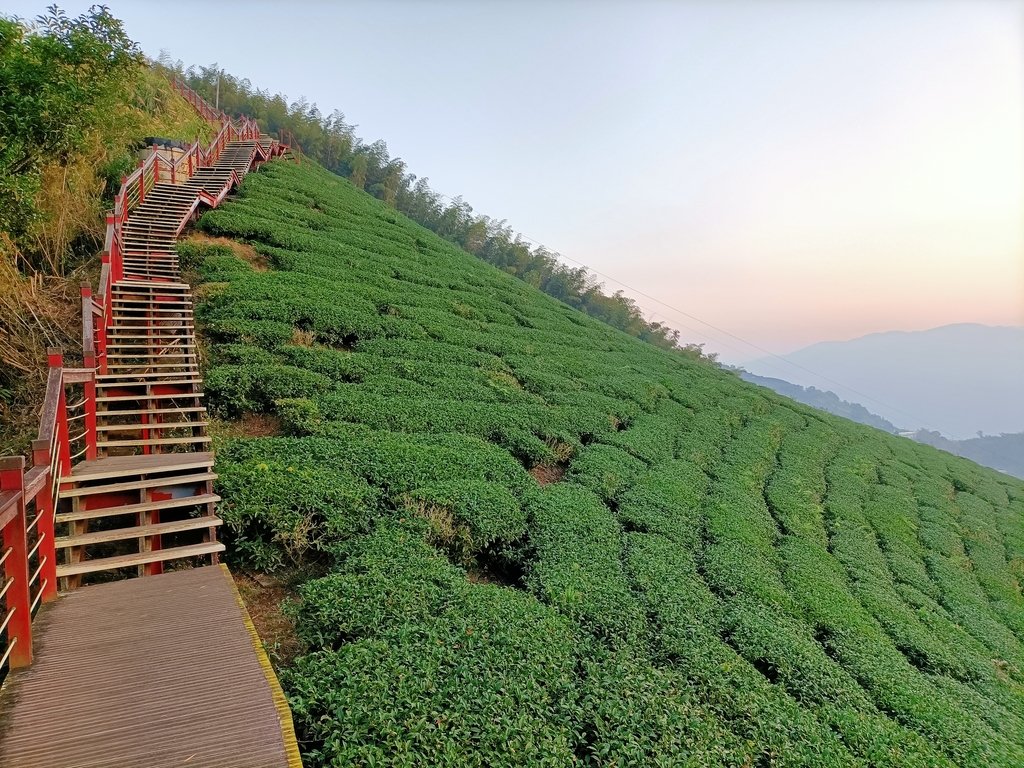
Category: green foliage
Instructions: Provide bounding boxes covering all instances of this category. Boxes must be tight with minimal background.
[0,6,139,235]
[192,159,1024,765]
[0,8,213,274]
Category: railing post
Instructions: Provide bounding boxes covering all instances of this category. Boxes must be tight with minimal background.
[1,457,33,668]
[29,440,58,604]
[80,283,98,461]
[97,252,110,373]
[47,349,72,475]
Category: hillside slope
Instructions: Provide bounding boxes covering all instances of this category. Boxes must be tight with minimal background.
[188,160,1024,767]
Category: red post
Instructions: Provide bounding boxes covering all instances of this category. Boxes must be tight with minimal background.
[29,440,58,604]
[47,349,72,475]
[80,284,97,462]
[0,457,33,668]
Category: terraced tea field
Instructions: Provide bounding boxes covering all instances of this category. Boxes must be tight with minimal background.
[186,160,1024,767]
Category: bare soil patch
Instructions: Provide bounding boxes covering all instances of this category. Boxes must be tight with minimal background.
[234,572,302,667]
[530,463,565,486]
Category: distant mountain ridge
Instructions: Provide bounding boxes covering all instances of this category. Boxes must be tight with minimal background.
[740,370,1024,479]
[739,372,898,433]
[742,323,1024,439]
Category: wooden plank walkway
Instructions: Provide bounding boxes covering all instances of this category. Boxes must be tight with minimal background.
[0,566,301,768]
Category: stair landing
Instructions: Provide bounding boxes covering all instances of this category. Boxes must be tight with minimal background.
[0,565,301,768]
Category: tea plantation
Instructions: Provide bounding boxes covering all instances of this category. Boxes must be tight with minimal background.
[186,160,1024,767]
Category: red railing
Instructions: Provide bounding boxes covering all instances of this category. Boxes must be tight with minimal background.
[0,74,279,679]
[91,79,264,377]
[0,351,84,675]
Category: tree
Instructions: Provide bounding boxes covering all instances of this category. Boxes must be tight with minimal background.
[0,4,141,269]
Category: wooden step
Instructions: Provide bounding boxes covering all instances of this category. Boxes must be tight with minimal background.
[121,272,179,280]
[122,258,179,266]
[59,473,216,500]
[104,344,196,354]
[122,240,177,248]
[124,221,181,231]
[56,541,225,577]
[112,294,192,301]
[96,376,199,386]
[116,280,188,289]
[58,494,220,524]
[97,405,205,416]
[96,392,205,403]
[95,421,207,432]
[105,342,195,352]
[107,322,194,329]
[56,516,223,548]
[111,299,192,307]
[105,364,200,372]
[97,372,201,380]
[97,435,211,448]
[68,451,214,479]
[106,335,195,343]
[112,306,193,314]
[106,353,197,360]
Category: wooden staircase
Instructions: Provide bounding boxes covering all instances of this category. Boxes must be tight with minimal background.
[55,137,275,585]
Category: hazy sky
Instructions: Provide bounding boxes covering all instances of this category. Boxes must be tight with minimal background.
[12,0,1023,362]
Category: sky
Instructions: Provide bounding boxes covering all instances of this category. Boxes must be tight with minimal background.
[11,0,1023,363]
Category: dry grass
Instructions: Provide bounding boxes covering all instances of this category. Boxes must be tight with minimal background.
[234,572,303,667]
[291,327,315,347]
[405,498,475,565]
[210,413,284,439]
[185,232,270,272]
[0,247,83,454]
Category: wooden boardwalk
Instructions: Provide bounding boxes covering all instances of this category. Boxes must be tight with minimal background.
[0,566,301,768]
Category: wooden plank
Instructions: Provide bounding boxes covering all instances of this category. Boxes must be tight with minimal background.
[56,541,225,576]
[36,368,62,443]
[62,368,95,384]
[94,406,205,416]
[55,516,222,547]
[0,566,298,768]
[56,493,220,524]
[98,436,211,448]
[69,451,214,478]
[96,392,204,404]
[22,466,47,499]
[95,421,207,432]
[0,489,20,528]
[58,473,217,499]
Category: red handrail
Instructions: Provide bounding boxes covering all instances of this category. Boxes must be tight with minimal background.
[0,74,280,678]
[92,78,265,377]
[0,350,73,674]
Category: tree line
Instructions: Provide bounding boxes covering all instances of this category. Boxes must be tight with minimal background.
[159,56,713,362]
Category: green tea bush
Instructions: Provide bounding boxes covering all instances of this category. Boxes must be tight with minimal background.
[188,159,1024,765]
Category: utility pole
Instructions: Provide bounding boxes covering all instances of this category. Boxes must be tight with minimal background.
[215,69,220,111]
